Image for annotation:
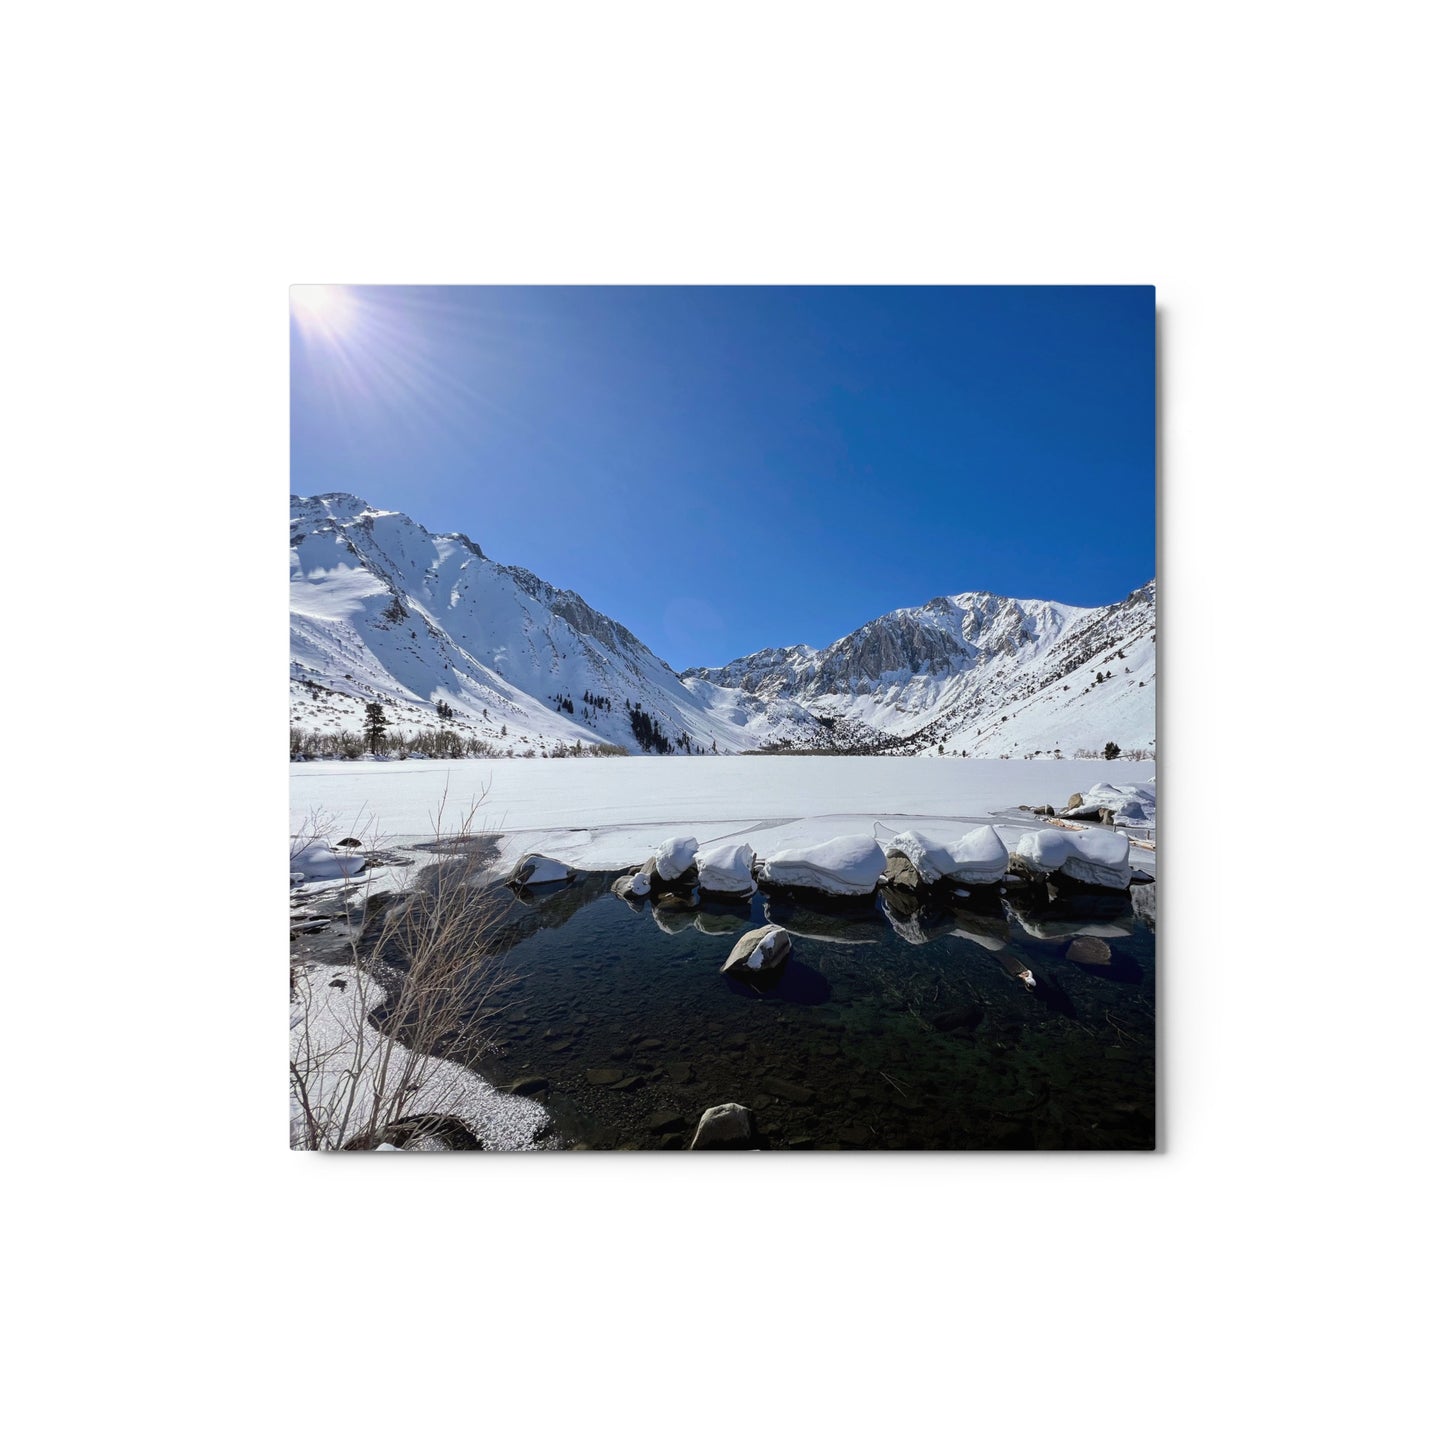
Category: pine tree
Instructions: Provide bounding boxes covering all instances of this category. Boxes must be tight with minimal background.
[1103,740,1121,760]
[363,701,389,753]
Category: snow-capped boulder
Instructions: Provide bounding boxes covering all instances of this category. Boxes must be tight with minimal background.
[1062,781,1156,827]
[507,853,575,888]
[689,1102,756,1150]
[758,834,886,896]
[290,841,367,883]
[721,924,791,976]
[696,841,756,895]
[1011,827,1132,891]
[883,826,1009,890]
[611,870,650,902]
[648,835,700,885]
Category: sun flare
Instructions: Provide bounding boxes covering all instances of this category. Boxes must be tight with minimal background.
[290,284,357,336]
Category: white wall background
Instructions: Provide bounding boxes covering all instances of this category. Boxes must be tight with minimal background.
[4,4,1437,1443]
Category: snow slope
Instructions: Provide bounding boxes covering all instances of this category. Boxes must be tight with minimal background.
[291,493,1154,758]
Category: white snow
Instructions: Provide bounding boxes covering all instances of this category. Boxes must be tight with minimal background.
[289,841,366,883]
[1014,825,1133,890]
[696,841,756,894]
[651,835,699,881]
[758,833,886,895]
[512,854,572,885]
[291,757,1160,883]
[886,824,1008,885]
[619,870,650,897]
[290,962,549,1151]
[1072,779,1157,826]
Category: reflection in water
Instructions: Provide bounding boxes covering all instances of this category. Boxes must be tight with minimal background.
[423,870,1155,1151]
[763,892,890,946]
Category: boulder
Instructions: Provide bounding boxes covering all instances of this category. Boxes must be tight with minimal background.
[689,1102,756,1150]
[1066,793,1084,811]
[507,853,575,888]
[696,841,757,895]
[336,836,363,848]
[1011,828,1132,892]
[1065,936,1113,964]
[1000,953,1038,991]
[883,852,924,890]
[611,870,650,902]
[721,924,792,977]
[758,834,885,896]
[650,835,700,885]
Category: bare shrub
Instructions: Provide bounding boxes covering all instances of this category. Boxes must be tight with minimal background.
[290,795,521,1150]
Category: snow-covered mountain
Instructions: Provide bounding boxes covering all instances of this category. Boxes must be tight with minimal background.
[290,493,1155,758]
[685,584,1157,757]
[290,493,817,756]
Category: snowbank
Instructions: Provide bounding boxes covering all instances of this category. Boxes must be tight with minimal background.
[1014,827,1133,891]
[759,834,886,896]
[291,963,548,1151]
[696,841,756,895]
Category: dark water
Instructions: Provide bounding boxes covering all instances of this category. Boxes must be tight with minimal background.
[463,875,1155,1150]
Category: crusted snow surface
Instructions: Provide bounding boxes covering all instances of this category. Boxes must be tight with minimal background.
[290,962,549,1151]
[696,841,756,894]
[1015,826,1133,890]
[887,824,1008,885]
[651,835,699,881]
[759,833,886,896]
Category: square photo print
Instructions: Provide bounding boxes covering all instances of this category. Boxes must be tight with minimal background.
[289,285,1157,1152]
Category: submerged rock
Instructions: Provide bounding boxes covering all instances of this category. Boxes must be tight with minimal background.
[1065,936,1113,965]
[689,1102,756,1150]
[721,924,792,977]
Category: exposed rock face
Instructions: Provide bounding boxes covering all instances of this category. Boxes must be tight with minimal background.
[689,1102,756,1150]
[1065,936,1113,964]
[721,924,792,976]
[883,853,924,890]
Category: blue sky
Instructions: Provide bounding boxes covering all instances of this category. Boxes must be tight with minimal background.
[291,285,1155,667]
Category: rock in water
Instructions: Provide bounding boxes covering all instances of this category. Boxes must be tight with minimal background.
[696,841,757,895]
[508,853,575,887]
[757,834,886,896]
[650,835,700,884]
[689,1102,756,1150]
[721,924,792,976]
[1065,936,1113,964]
[611,870,650,901]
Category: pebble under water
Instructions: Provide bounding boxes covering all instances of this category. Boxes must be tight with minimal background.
[460,871,1155,1150]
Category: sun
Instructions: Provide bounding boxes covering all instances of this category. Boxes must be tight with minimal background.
[290,284,357,337]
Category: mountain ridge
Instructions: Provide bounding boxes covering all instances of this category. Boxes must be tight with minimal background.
[290,493,1155,758]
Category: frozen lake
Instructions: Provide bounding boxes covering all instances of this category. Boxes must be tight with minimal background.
[290,755,1157,875]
